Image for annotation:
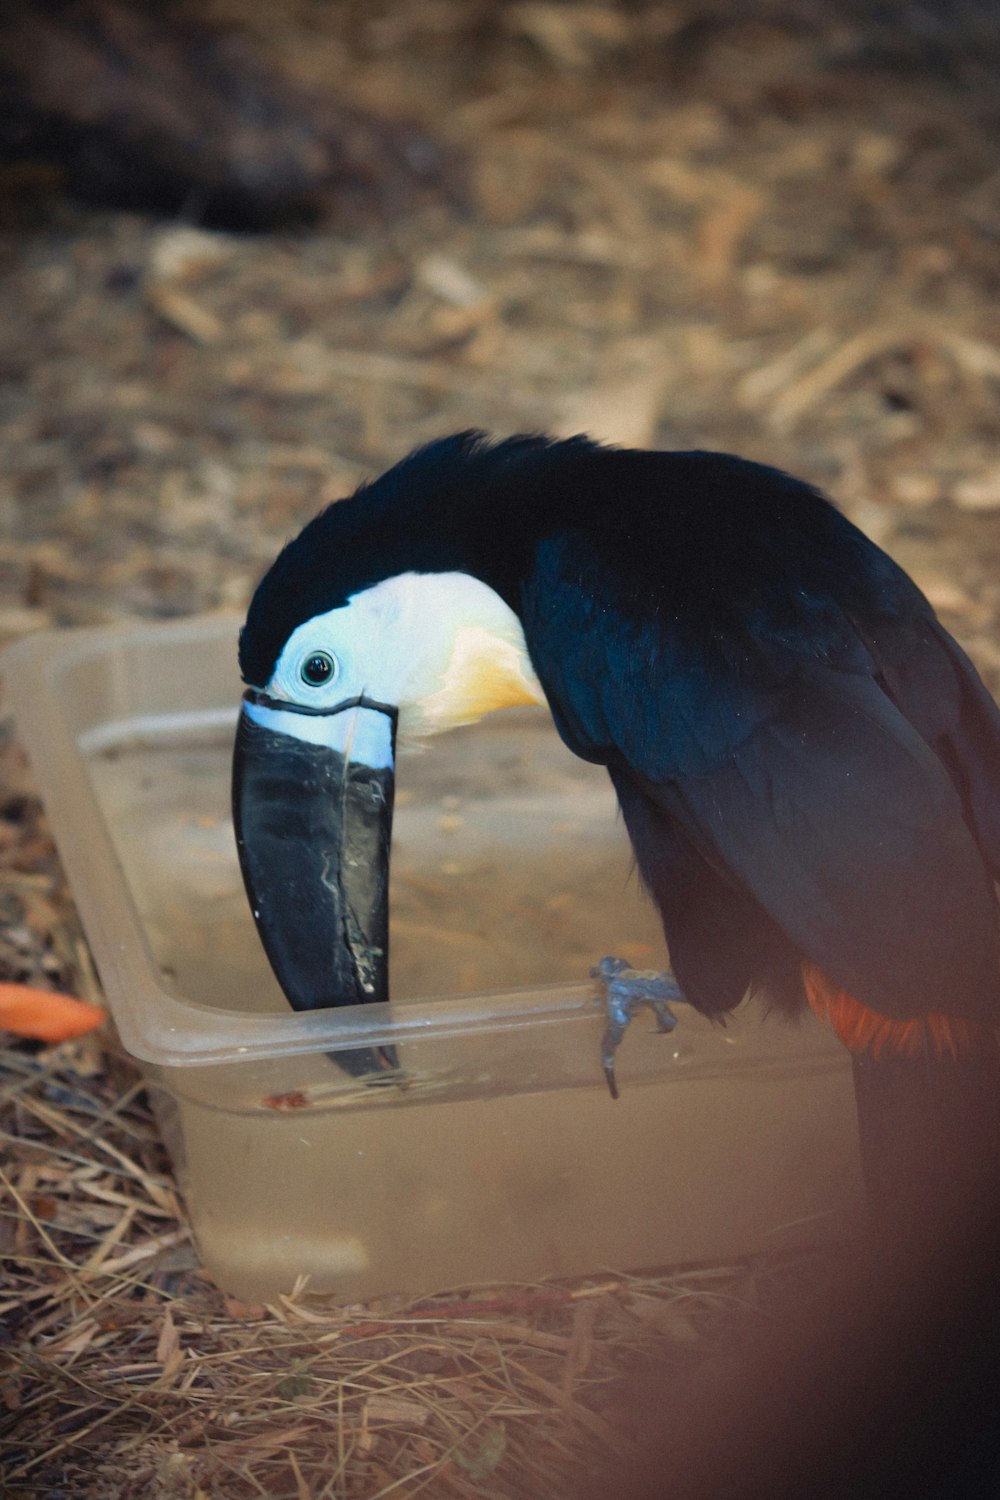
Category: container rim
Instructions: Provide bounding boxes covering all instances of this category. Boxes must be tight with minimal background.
[0,619,630,1067]
[0,618,848,1079]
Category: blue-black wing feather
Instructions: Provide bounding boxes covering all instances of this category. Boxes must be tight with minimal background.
[518,458,1000,1024]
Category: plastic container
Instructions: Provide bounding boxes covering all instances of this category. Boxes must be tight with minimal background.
[0,617,864,1300]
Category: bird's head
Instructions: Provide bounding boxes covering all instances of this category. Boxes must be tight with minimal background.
[231,436,551,1065]
[243,568,544,741]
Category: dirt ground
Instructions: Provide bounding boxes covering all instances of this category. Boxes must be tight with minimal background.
[2,2,1000,1496]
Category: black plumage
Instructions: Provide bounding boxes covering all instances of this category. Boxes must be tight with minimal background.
[240,431,1000,1046]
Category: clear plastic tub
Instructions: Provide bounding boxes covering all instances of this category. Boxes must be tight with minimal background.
[0,617,864,1300]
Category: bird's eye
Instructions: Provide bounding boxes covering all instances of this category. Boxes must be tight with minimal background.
[300,651,337,687]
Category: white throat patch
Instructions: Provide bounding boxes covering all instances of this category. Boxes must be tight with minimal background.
[268,572,547,738]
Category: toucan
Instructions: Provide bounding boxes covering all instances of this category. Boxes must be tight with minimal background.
[233,432,1000,1224]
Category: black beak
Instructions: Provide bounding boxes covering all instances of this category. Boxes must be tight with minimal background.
[231,689,398,1079]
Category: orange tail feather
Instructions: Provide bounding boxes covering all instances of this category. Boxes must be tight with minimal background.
[801,960,975,1060]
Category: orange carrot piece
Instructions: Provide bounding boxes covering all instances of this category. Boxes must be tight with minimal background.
[0,983,104,1043]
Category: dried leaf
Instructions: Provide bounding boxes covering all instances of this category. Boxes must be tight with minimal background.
[42,1318,100,1359]
[83,1228,189,1277]
[226,1424,318,1451]
[156,1306,180,1366]
[363,1395,431,1427]
[146,283,223,346]
[454,1424,507,1481]
[276,1361,315,1400]
[288,1450,314,1500]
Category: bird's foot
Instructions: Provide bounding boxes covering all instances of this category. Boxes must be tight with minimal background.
[591,956,681,1100]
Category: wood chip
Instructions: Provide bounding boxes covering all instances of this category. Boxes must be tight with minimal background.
[146,283,224,346]
[952,464,1000,511]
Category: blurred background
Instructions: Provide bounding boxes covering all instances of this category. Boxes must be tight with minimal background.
[2,2,1000,1496]
[2,0,1000,654]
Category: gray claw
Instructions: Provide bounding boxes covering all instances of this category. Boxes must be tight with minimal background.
[591,956,682,1100]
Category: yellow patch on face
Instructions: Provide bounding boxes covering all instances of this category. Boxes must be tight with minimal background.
[421,627,545,731]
